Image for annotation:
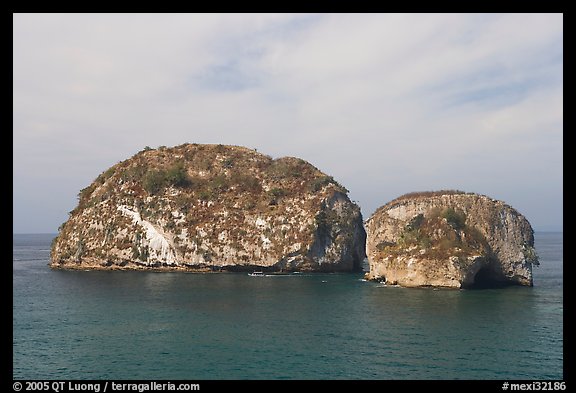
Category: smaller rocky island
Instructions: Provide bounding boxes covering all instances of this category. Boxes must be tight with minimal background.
[51,143,366,272]
[365,191,539,288]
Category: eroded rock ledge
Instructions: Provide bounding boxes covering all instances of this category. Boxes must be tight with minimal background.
[51,144,366,272]
[365,191,539,288]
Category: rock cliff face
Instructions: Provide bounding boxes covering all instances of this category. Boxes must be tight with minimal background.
[365,191,539,288]
[51,144,366,272]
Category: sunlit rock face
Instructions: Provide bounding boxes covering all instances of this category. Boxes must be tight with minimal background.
[365,191,539,288]
[51,143,366,272]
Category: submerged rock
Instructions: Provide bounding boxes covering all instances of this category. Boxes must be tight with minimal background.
[365,191,539,288]
[51,144,366,272]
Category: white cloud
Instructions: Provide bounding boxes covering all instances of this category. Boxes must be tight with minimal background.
[13,13,562,232]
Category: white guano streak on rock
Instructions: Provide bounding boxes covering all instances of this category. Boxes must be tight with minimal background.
[117,205,177,265]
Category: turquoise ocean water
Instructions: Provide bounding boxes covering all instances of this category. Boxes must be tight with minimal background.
[13,233,563,380]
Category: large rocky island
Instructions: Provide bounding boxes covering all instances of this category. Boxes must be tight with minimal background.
[365,191,539,288]
[51,144,366,272]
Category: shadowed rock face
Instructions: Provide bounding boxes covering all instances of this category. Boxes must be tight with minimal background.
[51,144,366,272]
[365,191,539,288]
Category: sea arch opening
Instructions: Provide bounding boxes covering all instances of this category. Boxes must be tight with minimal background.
[465,266,511,289]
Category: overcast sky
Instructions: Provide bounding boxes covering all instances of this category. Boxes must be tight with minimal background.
[13,13,563,233]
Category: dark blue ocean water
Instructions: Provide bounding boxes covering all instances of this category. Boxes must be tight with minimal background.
[13,233,563,380]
